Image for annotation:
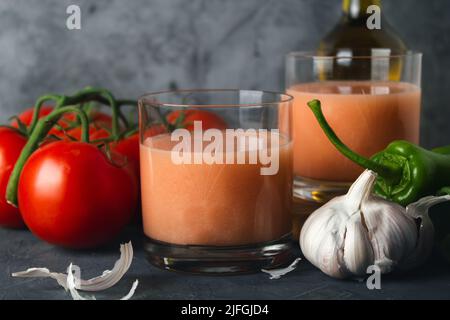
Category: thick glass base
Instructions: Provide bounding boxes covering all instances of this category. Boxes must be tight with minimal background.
[293,175,351,203]
[144,234,295,275]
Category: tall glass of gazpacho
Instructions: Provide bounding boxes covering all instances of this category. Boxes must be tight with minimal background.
[286,51,422,203]
[139,89,294,274]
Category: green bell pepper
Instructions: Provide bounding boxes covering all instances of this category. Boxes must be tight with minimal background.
[307,99,450,206]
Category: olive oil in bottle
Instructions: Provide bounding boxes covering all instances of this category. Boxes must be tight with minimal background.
[317,0,407,80]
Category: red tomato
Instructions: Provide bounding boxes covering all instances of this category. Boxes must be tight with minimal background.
[12,106,113,135]
[65,125,110,142]
[50,111,112,139]
[89,112,113,128]
[12,106,76,133]
[111,134,141,224]
[61,111,113,129]
[11,106,54,128]
[112,134,140,179]
[111,127,166,224]
[111,125,167,180]
[0,128,27,228]
[166,110,227,131]
[18,141,138,248]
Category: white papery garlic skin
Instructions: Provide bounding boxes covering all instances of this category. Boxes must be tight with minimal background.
[12,242,138,300]
[300,170,450,279]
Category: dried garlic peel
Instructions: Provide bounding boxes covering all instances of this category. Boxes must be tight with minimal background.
[261,258,302,279]
[66,263,139,300]
[12,241,138,300]
[11,267,68,289]
[67,264,95,300]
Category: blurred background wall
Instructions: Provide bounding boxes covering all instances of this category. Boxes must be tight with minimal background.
[0,0,449,147]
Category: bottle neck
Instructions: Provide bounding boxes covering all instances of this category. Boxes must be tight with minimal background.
[342,0,382,20]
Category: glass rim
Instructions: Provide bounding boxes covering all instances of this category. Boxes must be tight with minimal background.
[139,89,293,108]
[286,50,423,60]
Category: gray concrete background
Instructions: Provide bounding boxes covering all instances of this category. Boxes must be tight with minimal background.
[0,0,449,147]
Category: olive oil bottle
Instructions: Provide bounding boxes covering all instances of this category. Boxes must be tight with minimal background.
[318,0,407,80]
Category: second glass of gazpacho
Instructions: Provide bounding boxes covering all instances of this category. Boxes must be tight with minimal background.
[286,51,422,203]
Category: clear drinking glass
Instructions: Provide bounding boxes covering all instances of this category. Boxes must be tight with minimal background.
[286,51,422,203]
[138,89,294,274]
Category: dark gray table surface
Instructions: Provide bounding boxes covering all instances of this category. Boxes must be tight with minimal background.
[1,226,450,300]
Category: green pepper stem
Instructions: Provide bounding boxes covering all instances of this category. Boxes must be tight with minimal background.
[307,99,401,179]
[6,107,90,207]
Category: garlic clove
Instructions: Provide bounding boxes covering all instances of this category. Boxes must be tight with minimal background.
[343,213,374,276]
[300,198,350,279]
[344,170,377,207]
[360,198,418,273]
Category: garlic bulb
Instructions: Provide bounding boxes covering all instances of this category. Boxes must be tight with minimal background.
[300,170,450,279]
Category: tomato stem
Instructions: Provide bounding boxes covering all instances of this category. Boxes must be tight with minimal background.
[6,107,90,207]
[117,99,138,128]
[28,94,63,134]
[28,88,132,142]
[65,88,121,141]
